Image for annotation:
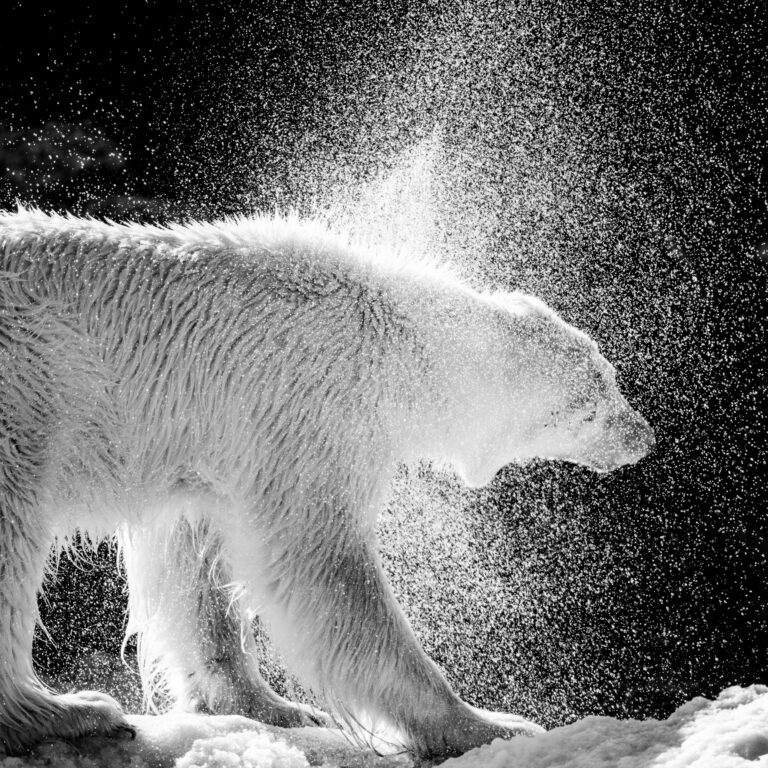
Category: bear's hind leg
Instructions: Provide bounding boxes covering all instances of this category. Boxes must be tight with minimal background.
[0,498,130,755]
[120,515,332,728]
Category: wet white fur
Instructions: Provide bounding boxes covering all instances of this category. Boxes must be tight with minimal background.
[0,208,651,757]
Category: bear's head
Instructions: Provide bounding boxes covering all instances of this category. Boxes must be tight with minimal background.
[436,290,655,488]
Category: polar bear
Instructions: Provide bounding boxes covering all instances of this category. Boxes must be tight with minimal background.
[0,208,654,758]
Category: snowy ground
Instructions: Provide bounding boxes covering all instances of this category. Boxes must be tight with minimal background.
[2,685,766,768]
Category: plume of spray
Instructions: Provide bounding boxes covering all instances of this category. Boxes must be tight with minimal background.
[152,0,766,729]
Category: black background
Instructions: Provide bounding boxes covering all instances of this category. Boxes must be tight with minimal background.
[2,0,767,729]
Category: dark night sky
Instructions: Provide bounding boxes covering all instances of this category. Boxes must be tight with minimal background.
[0,2,235,145]
[1,1,242,208]
[2,3,166,144]
[2,0,767,729]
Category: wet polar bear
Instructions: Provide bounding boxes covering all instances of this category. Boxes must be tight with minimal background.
[0,208,654,758]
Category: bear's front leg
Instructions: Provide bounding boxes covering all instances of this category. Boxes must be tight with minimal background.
[225,510,542,760]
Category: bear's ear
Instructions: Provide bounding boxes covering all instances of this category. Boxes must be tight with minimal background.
[485,291,558,346]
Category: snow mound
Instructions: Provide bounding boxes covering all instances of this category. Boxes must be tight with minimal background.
[172,726,406,768]
[2,686,766,767]
[443,685,768,768]
[175,731,309,768]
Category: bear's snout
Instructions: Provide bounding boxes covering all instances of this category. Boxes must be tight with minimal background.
[578,406,655,473]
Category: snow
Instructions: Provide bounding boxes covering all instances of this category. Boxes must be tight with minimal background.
[3,686,766,768]
[443,686,768,768]
[0,713,408,768]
